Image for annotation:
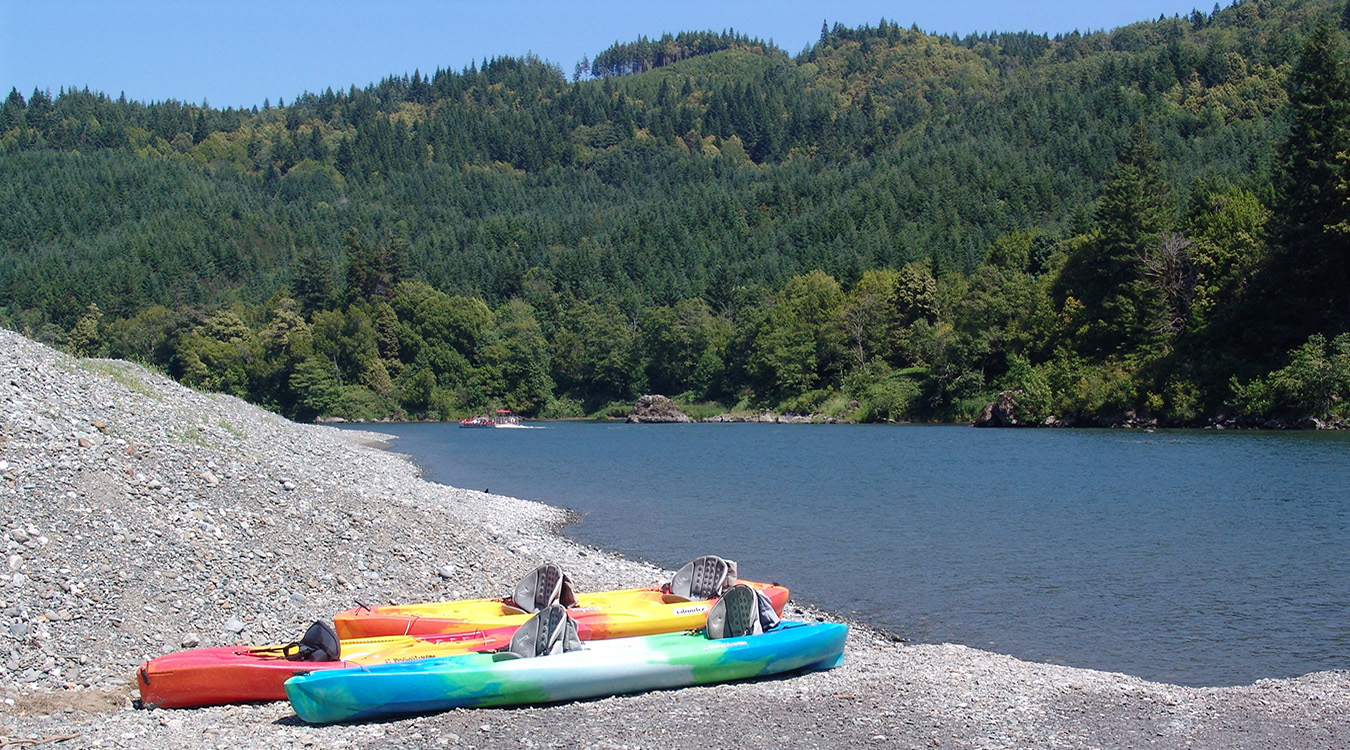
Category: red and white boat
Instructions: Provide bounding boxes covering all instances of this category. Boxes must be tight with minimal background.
[457,415,495,428]
[459,410,525,428]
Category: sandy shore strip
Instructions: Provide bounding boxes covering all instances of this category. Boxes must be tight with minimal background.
[0,327,1346,749]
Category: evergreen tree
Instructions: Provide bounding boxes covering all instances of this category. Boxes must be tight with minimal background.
[1056,123,1173,356]
[0,88,26,131]
[342,229,404,302]
[1274,21,1350,332]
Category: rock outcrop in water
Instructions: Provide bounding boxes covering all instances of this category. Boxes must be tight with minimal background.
[973,390,1026,427]
[625,394,691,423]
[1,327,1346,749]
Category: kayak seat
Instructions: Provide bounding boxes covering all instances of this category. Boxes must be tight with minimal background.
[510,563,578,613]
[665,555,736,601]
[705,584,781,640]
[283,620,341,662]
[508,603,582,657]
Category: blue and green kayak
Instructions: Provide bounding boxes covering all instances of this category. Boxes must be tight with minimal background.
[285,620,848,723]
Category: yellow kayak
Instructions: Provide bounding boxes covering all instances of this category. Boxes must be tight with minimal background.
[333,558,790,641]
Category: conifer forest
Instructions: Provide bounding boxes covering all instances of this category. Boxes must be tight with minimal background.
[3,0,1349,425]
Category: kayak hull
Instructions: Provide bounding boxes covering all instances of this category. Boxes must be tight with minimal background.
[332,581,790,641]
[137,630,499,708]
[286,621,848,723]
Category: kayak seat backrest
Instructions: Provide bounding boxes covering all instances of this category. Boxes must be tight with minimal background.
[508,603,583,657]
[705,584,781,640]
[665,555,736,601]
[283,620,341,662]
[510,563,578,613]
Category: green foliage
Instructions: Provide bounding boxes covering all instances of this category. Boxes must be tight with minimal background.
[841,268,899,369]
[844,362,922,422]
[665,398,731,421]
[779,388,837,415]
[1230,333,1350,418]
[289,356,342,418]
[1183,185,1270,325]
[749,270,844,400]
[329,385,398,422]
[998,353,1053,424]
[67,302,104,357]
[176,309,254,398]
[1043,353,1140,419]
[639,298,729,398]
[536,396,586,419]
[399,367,436,414]
[589,400,634,420]
[590,31,785,78]
[479,299,555,414]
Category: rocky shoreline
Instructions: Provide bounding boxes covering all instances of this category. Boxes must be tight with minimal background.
[973,390,1348,431]
[1,327,1346,749]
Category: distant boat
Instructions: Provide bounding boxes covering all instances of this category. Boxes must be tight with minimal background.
[457,416,495,428]
[493,409,525,429]
[459,410,526,429]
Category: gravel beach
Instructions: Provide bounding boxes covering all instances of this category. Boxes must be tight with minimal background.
[0,327,1346,749]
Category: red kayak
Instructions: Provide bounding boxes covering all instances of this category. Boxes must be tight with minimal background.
[137,625,498,708]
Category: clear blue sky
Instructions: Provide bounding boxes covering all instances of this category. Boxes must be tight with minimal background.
[3,1,1209,110]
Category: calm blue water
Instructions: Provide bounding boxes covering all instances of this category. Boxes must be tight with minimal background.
[342,422,1350,686]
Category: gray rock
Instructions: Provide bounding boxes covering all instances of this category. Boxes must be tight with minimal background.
[626,394,692,423]
[973,390,1024,427]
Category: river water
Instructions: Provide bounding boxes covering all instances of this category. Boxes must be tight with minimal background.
[342,421,1350,686]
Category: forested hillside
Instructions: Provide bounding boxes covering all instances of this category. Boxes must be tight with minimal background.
[2,0,1348,425]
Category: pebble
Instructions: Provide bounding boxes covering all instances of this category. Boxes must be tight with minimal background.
[0,328,1345,750]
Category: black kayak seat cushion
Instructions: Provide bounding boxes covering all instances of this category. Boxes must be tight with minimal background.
[284,620,341,662]
[665,555,737,601]
[508,603,583,657]
[705,584,781,640]
[510,562,578,613]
